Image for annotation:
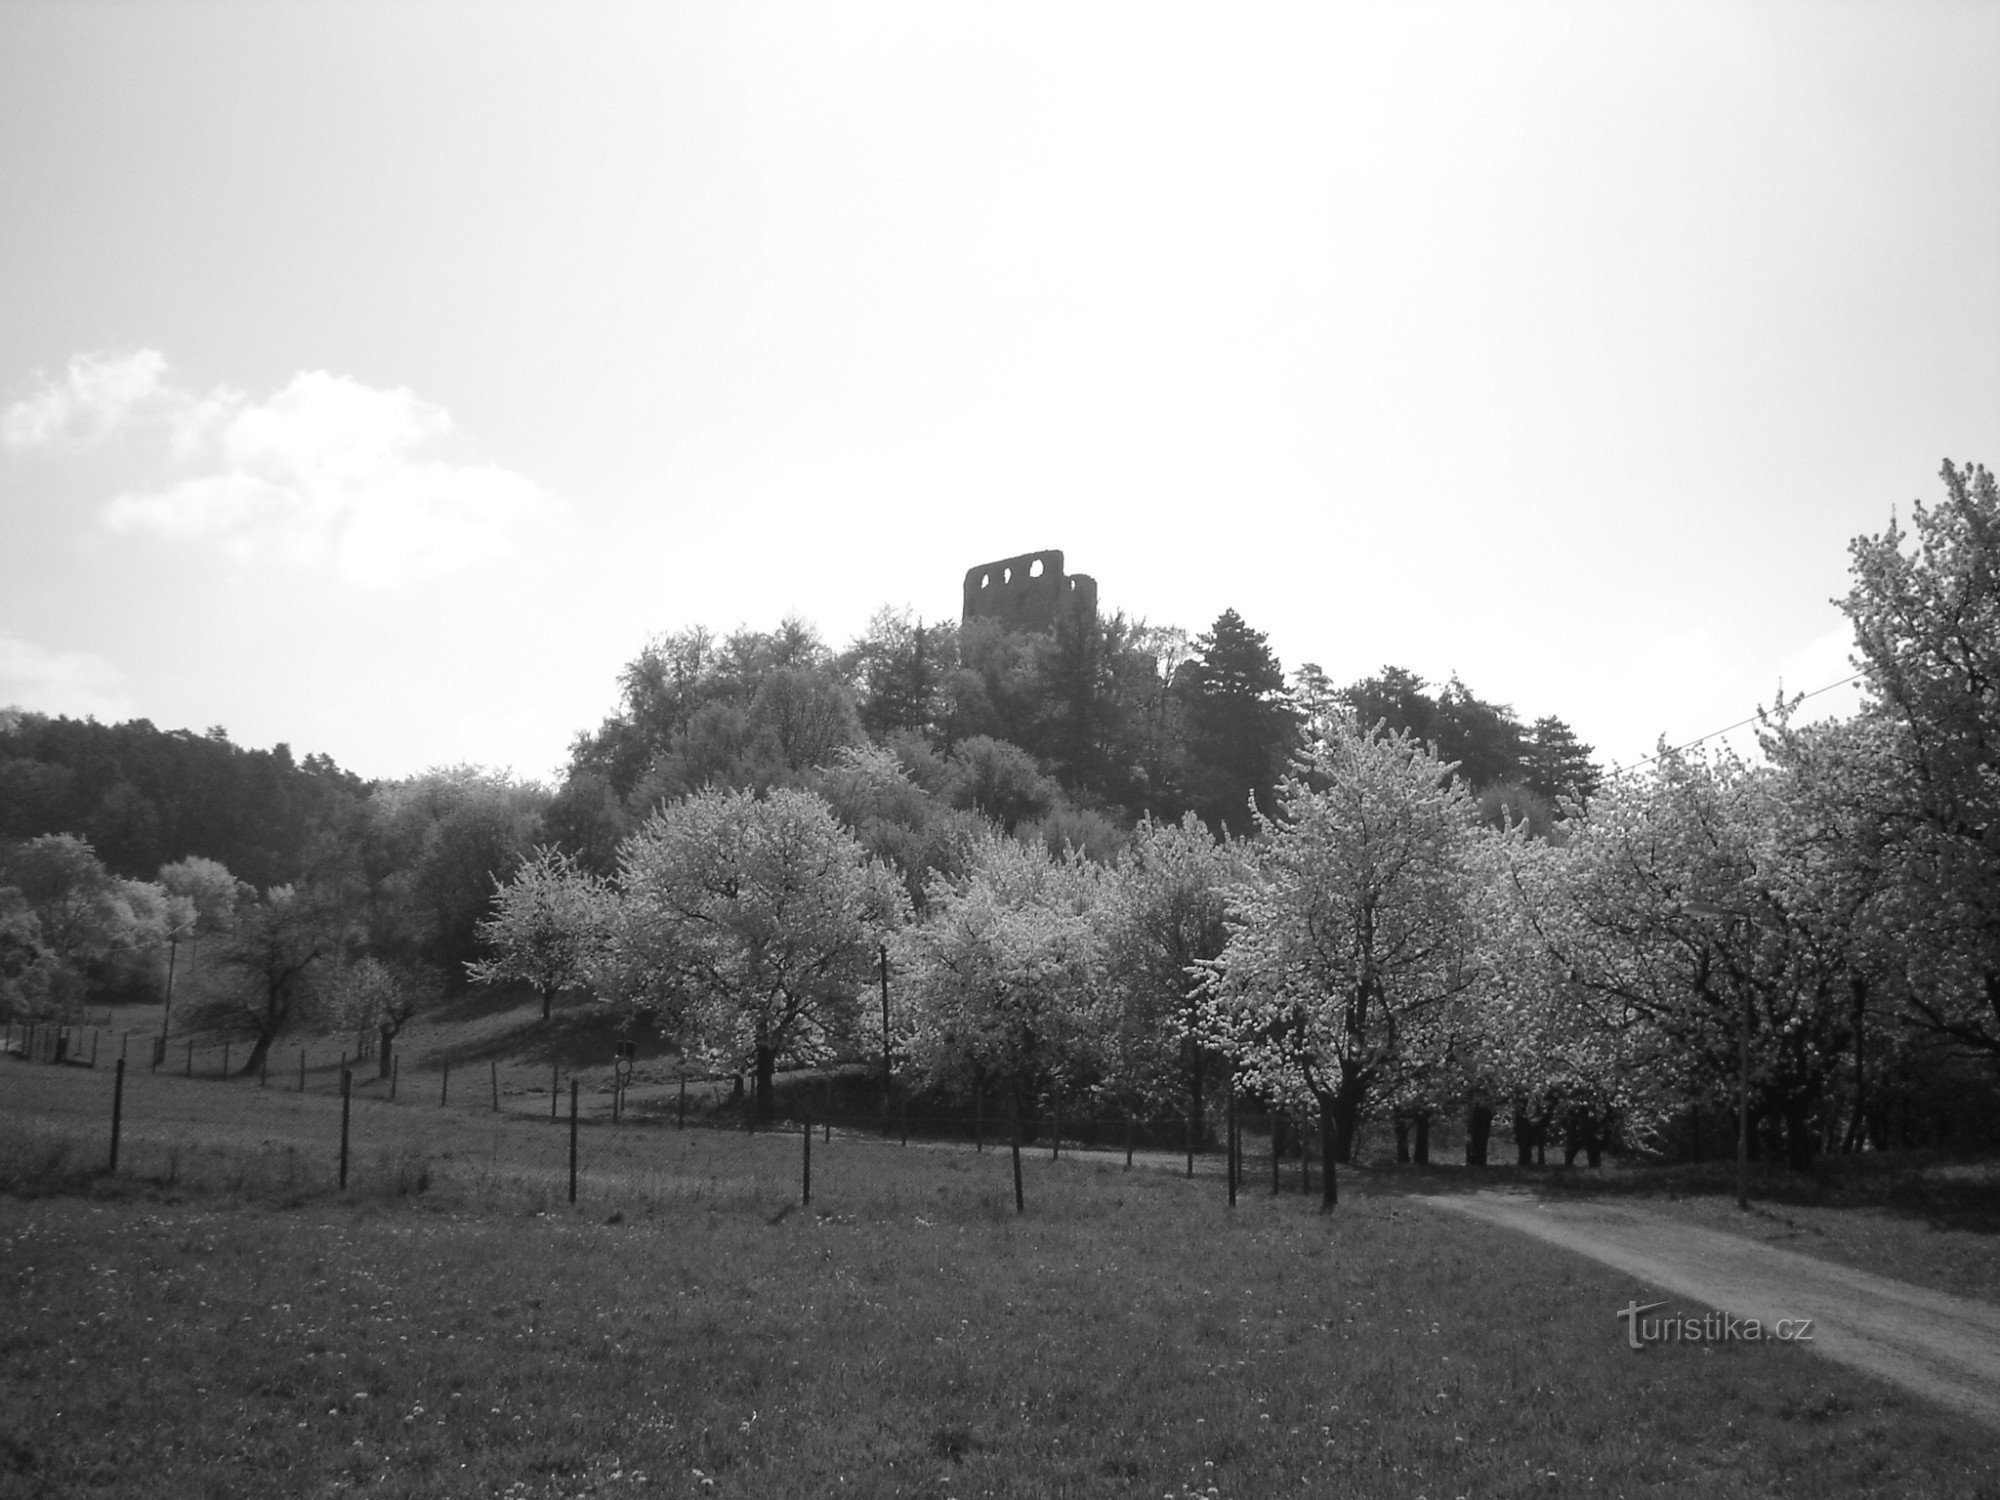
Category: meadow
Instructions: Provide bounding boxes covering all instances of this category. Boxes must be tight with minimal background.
[4,1055,2000,1499]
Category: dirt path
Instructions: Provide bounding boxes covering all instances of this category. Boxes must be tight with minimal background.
[1423,1188,2000,1430]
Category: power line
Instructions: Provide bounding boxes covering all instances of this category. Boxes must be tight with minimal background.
[1611,673,1866,775]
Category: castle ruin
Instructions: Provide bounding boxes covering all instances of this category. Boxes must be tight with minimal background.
[961,550,1098,634]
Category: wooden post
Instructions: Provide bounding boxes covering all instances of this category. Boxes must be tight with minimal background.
[1010,1095,1025,1215]
[108,1057,125,1173]
[802,1109,812,1207]
[339,1068,352,1190]
[1227,1087,1238,1209]
[568,1079,579,1204]
[440,1062,449,1108]
[490,1060,499,1113]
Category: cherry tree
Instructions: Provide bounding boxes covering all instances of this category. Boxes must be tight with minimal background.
[1200,719,1482,1209]
[1835,459,2000,1061]
[1098,813,1246,1140]
[466,844,613,1021]
[610,787,906,1123]
[892,836,1106,1122]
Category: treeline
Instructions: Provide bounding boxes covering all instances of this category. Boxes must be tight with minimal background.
[554,602,1603,869]
[0,712,363,891]
[468,463,2000,1189]
[0,581,1599,1061]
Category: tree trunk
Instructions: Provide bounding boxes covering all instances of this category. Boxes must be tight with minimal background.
[1465,1102,1493,1167]
[1513,1105,1532,1166]
[378,1026,394,1080]
[754,1045,777,1125]
[1317,1090,1339,1212]
[1393,1117,1410,1164]
[1413,1112,1430,1166]
[241,1031,275,1079]
[1332,1061,1364,1163]
[541,984,555,1022]
[1784,1103,1816,1173]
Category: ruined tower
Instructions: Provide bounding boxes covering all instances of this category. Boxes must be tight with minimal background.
[961,550,1098,634]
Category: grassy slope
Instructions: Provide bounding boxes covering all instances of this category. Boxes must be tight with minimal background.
[4,1064,2000,1498]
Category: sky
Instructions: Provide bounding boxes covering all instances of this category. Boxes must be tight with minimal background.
[2,1,1996,787]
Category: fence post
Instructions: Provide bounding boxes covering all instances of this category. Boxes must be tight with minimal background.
[490,1060,499,1113]
[108,1057,126,1173]
[1227,1087,1238,1209]
[440,1062,449,1108]
[1011,1095,1025,1215]
[568,1079,579,1204]
[802,1108,812,1207]
[339,1067,352,1190]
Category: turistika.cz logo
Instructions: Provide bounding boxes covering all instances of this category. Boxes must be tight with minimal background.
[1616,1300,1815,1350]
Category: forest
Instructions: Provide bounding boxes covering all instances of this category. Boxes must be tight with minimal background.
[4,461,1997,1189]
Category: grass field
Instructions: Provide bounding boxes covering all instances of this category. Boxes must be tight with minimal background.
[5,1055,2000,1499]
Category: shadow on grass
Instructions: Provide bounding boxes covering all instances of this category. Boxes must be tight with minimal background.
[415,996,679,1073]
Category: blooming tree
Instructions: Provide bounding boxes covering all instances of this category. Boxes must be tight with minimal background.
[466,844,613,1021]
[1200,719,1482,1208]
[1098,813,1246,1136]
[610,787,906,1123]
[892,836,1105,1119]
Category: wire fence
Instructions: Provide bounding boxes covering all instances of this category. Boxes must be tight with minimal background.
[1,1020,1332,1216]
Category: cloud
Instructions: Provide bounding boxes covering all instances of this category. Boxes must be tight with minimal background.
[0,636,135,722]
[104,369,553,585]
[1,349,169,448]
[5,349,555,587]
